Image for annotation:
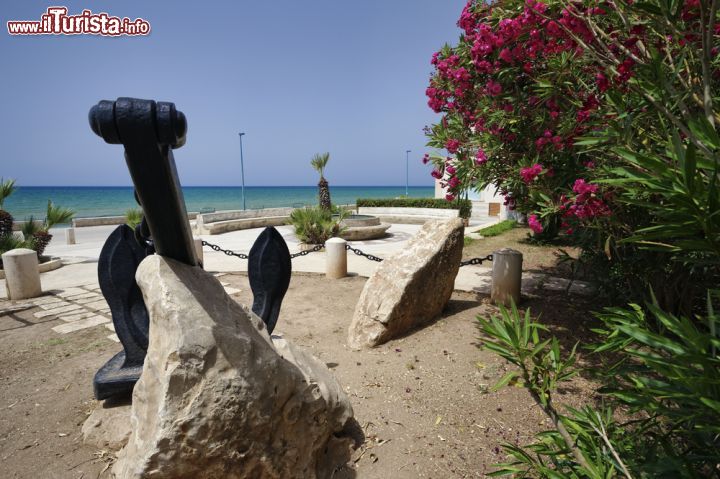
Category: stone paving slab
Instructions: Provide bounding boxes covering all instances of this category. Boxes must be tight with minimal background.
[34,304,83,318]
[83,299,109,310]
[58,311,98,323]
[52,315,110,334]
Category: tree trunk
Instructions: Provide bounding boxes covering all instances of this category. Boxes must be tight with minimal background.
[318,177,331,210]
[32,231,52,257]
[0,210,13,237]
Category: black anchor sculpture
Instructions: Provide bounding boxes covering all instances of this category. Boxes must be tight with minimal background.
[90,98,291,400]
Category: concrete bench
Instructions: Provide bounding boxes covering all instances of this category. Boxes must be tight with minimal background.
[196,207,293,235]
[356,207,460,225]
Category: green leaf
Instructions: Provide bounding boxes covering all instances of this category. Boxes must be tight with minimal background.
[492,371,520,391]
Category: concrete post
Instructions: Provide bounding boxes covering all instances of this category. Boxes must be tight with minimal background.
[325,237,347,279]
[2,248,42,300]
[193,237,204,267]
[65,227,76,245]
[491,248,522,306]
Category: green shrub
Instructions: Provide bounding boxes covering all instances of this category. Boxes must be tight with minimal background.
[356,197,472,219]
[478,298,720,477]
[475,220,515,237]
[289,207,346,244]
[125,208,143,229]
[0,234,31,269]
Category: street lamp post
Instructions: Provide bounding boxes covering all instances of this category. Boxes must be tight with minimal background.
[405,149,411,196]
[239,132,246,210]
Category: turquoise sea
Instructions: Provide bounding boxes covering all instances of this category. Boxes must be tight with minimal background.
[4,186,435,221]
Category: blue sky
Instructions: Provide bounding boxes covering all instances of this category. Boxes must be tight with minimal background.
[1,1,465,186]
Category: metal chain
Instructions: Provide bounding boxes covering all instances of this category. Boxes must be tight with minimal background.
[459,254,493,267]
[289,244,324,259]
[345,244,383,262]
[201,240,249,259]
[202,240,492,266]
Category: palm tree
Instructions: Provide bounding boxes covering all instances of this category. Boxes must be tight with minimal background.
[310,152,331,210]
[33,200,75,256]
[0,178,17,237]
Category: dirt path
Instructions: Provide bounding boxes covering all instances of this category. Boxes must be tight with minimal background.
[0,273,599,478]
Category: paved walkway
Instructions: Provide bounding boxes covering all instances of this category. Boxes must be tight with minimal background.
[0,218,593,341]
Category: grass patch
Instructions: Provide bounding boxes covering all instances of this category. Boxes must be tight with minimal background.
[475,220,515,237]
[45,338,67,346]
[464,236,475,246]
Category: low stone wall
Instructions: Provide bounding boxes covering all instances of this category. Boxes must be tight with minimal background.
[0,257,62,280]
[201,216,290,235]
[356,207,459,224]
[196,208,294,235]
[71,212,197,228]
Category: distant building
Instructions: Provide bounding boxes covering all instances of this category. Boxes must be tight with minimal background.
[434,178,507,220]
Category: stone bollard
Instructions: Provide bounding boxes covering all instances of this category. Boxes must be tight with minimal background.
[2,248,42,300]
[65,227,76,245]
[12,231,24,242]
[491,248,522,306]
[325,237,347,279]
[193,237,204,267]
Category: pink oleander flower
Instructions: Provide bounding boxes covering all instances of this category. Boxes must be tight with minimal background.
[486,80,502,96]
[431,169,442,179]
[596,72,609,92]
[475,148,488,164]
[528,214,544,233]
[422,153,430,164]
[446,138,461,153]
[572,178,598,195]
[445,193,456,201]
[446,165,456,175]
[499,47,514,63]
[520,163,543,183]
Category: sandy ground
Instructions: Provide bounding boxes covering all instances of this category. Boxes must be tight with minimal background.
[0,271,601,479]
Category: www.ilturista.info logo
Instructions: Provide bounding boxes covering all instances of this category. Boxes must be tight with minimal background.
[7,7,150,36]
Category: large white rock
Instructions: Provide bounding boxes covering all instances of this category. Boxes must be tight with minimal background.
[112,255,354,479]
[347,218,464,349]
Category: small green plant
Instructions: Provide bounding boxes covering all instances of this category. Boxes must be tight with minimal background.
[125,208,143,229]
[475,220,515,237]
[21,216,41,249]
[0,178,17,237]
[0,233,31,268]
[31,200,75,256]
[290,206,346,244]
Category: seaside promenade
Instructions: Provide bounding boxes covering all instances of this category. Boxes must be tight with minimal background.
[0,220,504,301]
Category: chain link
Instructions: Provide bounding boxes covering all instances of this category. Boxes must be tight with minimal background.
[202,240,492,267]
[345,244,384,262]
[459,254,493,267]
[201,240,248,259]
[289,244,324,259]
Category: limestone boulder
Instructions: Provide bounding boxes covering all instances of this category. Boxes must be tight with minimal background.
[82,402,132,451]
[347,218,464,349]
[112,255,354,479]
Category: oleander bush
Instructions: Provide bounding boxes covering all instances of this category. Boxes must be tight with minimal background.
[432,0,720,475]
[356,197,472,219]
[425,0,719,309]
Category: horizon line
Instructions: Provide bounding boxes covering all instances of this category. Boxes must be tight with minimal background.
[15,184,436,188]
